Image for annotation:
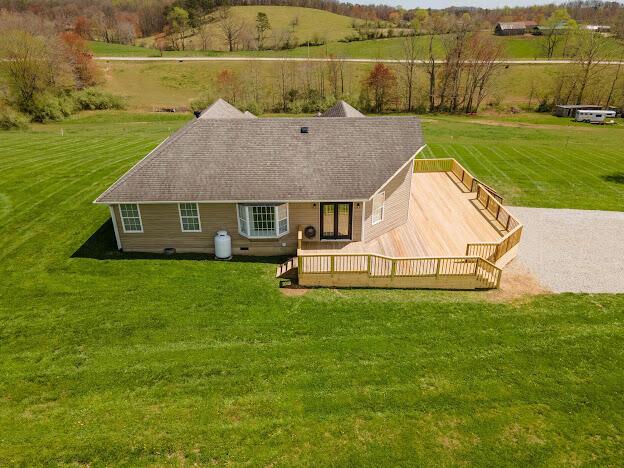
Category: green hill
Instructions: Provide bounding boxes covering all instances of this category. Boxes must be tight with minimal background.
[138,6,364,51]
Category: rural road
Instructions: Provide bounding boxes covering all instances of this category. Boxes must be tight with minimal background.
[509,207,624,294]
[94,56,624,65]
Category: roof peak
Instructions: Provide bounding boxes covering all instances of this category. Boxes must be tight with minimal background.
[321,100,365,118]
[198,99,253,119]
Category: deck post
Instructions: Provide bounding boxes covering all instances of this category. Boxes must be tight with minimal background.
[366,255,371,276]
[390,259,396,277]
[330,255,334,274]
[435,258,441,277]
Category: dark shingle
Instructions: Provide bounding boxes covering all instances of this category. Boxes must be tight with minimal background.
[96,116,424,203]
[321,100,365,118]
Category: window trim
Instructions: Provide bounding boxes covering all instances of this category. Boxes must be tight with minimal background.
[178,202,202,233]
[371,191,385,225]
[236,203,289,239]
[320,202,353,240]
[119,203,143,233]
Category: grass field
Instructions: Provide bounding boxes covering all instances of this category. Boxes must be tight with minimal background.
[423,115,624,210]
[1,111,623,465]
[98,59,586,113]
[90,34,564,59]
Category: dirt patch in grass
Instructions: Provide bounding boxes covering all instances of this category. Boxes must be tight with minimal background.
[279,285,310,297]
[466,118,592,131]
[486,260,551,302]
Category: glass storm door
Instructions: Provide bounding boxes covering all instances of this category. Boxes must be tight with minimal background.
[320,203,352,240]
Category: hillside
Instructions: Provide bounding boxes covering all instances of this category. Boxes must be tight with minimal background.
[138,6,364,51]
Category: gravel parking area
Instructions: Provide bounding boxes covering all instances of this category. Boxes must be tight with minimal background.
[508,207,624,293]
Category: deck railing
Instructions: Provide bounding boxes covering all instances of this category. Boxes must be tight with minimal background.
[298,252,502,289]
[466,183,523,262]
[294,159,519,289]
[415,158,503,202]
[414,158,522,264]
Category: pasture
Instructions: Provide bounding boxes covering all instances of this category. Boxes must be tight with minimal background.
[98,60,565,111]
[1,111,623,465]
[91,21,624,60]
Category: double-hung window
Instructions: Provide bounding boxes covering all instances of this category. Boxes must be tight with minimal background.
[178,203,201,232]
[237,203,289,238]
[119,203,143,232]
[371,192,385,225]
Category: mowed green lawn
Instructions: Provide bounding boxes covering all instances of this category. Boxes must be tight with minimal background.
[423,115,624,211]
[1,112,623,465]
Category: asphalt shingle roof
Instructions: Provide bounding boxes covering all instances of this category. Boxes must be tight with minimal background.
[95,116,424,203]
[198,98,252,119]
[321,100,365,117]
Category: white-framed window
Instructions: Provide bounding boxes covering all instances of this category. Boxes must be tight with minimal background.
[371,192,385,225]
[237,203,289,238]
[119,203,143,233]
[178,203,201,232]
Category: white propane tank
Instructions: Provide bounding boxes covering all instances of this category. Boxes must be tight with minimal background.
[214,230,232,259]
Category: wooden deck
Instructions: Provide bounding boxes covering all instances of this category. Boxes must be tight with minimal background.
[301,171,504,257]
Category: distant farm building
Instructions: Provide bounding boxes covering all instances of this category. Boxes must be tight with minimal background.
[554,104,602,118]
[495,21,532,35]
[532,22,569,35]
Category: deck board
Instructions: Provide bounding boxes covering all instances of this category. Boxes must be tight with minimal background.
[301,172,502,257]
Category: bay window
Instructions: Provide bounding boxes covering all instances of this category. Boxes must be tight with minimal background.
[237,203,289,238]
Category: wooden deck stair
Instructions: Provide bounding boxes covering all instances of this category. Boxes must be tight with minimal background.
[276,257,298,280]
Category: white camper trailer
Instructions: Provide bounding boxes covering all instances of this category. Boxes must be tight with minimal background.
[575,109,616,124]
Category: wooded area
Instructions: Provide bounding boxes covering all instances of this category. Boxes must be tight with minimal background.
[1,0,624,124]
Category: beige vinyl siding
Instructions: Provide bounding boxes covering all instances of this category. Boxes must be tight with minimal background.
[363,160,413,241]
[112,202,362,255]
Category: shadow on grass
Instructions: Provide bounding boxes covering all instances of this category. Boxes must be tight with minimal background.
[601,173,624,185]
[72,219,288,264]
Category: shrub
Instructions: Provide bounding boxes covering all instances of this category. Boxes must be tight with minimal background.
[537,99,553,113]
[242,101,264,116]
[73,89,126,111]
[26,93,75,123]
[0,107,29,130]
[190,95,214,113]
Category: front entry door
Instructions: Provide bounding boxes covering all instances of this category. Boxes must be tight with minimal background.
[320,203,352,240]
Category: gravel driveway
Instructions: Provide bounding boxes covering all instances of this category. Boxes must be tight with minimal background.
[508,207,624,293]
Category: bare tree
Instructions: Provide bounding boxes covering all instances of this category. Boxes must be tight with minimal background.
[605,49,623,108]
[437,16,472,112]
[217,7,245,52]
[570,30,610,104]
[197,22,211,51]
[422,14,447,112]
[397,34,421,111]
[462,34,504,113]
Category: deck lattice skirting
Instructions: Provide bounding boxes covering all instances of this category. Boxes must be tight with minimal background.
[295,158,522,290]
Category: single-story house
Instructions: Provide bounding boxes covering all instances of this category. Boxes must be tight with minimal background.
[95,99,521,289]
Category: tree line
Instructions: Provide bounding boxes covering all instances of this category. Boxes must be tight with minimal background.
[0,11,123,129]
[1,0,623,47]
